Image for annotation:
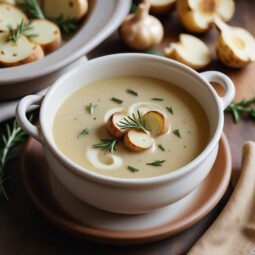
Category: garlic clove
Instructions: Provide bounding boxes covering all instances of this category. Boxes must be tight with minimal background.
[164,34,211,70]
[216,0,235,21]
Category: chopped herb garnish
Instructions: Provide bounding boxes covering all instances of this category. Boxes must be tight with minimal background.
[166,106,173,114]
[127,166,139,173]
[111,97,123,104]
[151,98,164,101]
[92,139,117,153]
[78,128,89,138]
[117,110,147,133]
[158,144,165,151]
[225,97,255,123]
[173,129,181,138]
[54,16,77,34]
[145,49,163,56]
[87,103,97,115]
[126,89,138,96]
[17,0,45,19]
[147,160,166,167]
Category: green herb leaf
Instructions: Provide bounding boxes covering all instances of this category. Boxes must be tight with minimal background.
[54,16,77,35]
[166,106,173,114]
[147,160,165,167]
[130,3,138,13]
[127,166,139,173]
[126,89,138,96]
[145,49,163,56]
[158,144,165,151]
[17,0,45,19]
[87,103,97,115]
[92,139,117,153]
[173,129,181,138]
[7,20,37,43]
[117,110,147,133]
[0,116,33,200]
[225,97,255,123]
[111,97,123,104]
[151,98,164,101]
[78,128,89,138]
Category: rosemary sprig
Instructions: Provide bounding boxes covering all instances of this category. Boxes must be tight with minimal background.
[54,16,77,35]
[173,129,181,138]
[151,98,164,101]
[126,89,138,96]
[0,118,31,200]
[111,97,123,104]
[92,139,117,153]
[130,2,138,13]
[17,0,45,19]
[145,49,163,56]
[117,110,147,133]
[7,20,36,43]
[147,160,165,167]
[78,128,89,138]
[225,97,255,123]
[166,106,173,114]
[127,166,139,173]
[158,144,165,151]
[87,103,97,115]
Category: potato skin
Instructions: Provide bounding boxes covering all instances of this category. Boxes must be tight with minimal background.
[106,112,127,138]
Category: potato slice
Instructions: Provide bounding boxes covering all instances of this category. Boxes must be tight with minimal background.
[215,19,255,68]
[124,129,153,152]
[0,0,15,5]
[43,0,88,20]
[106,112,128,138]
[143,111,168,136]
[0,3,28,32]
[164,34,211,70]
[0,32,44,67]
[149,0,176,14]
[27,19,61,53]
[177,0,235,33]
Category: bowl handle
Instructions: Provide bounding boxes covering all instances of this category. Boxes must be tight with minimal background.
[16,95,44,143]
[200,71,235,109]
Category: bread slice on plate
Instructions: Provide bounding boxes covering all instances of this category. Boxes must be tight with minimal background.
[0,32,44,67]
[0,3,28,32]
[43,0,88,20]
[28,19,61,52]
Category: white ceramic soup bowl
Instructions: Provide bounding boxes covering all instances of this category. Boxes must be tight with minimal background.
[16,54,235,214]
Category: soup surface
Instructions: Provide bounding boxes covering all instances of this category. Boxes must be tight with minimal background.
[53,76,210,179]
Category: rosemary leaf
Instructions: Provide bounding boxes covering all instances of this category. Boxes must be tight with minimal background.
[147,160,165,167]
[158,144,165,151]
[17,0,45,19]
[151,98,164,101]
[111,97,123,104]
[78,128,89,138]
[173,129,181,138]
[117,110,147,133]
[127,166,139,173]
[54,16,77,35]
[87,103,97,115]
[126,89,138,96]
[92,139,117,153]
[130,3,138,13]
[166,106,173,114]
[145,49,163,56]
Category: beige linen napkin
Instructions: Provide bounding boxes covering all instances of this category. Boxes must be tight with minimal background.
[189,141,255,255]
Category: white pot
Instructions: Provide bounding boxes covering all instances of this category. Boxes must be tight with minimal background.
[16,54,235,214]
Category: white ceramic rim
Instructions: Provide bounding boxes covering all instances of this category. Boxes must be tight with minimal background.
[39,53,225,186]
[0,0,131,84]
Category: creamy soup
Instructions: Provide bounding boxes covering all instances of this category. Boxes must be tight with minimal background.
[53,76,210,179]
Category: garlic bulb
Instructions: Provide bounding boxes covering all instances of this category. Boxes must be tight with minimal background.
[119,0,164,50]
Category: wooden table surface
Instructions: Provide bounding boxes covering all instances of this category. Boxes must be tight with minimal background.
[0,0,255,254]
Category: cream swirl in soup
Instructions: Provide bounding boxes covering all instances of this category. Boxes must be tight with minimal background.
[53,76,210,179]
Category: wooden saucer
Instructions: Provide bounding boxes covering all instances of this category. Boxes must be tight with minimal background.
[21,134,231,245]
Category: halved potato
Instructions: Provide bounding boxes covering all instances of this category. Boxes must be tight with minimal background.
[124,129,153,152]
[43,0,88,20]
[164,33,211,70]
[214,19,255,68]
[149,0,176,14]
[177,0,235,33]
[143,111,169,136]
[106,112,128,138]
[27,19,61,52]
[0,3,28,31]
[0,32,44,67]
